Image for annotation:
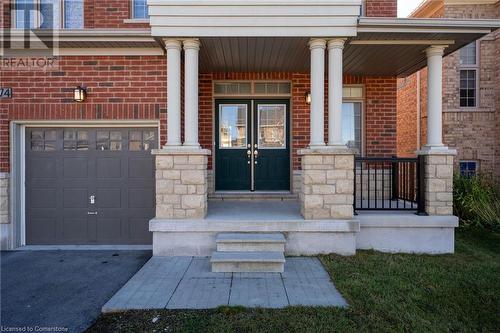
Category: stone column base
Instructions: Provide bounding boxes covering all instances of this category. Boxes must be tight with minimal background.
[298,148,355,220]
[152,148,211,219]
[417,147,457,216]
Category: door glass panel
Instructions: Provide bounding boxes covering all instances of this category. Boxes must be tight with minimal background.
[258,104,286,149]
[219,105,247,149]
[342,102,362,153]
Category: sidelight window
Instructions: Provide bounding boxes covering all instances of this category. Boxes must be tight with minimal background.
[341,102,362,153]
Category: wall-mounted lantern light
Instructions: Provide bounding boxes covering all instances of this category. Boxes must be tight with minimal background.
[74,86,87,102]
[305,91,311,105]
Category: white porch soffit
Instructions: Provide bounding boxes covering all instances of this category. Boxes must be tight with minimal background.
[350,18,500,77]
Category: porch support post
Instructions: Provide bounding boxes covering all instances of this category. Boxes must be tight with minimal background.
[183,39,201,148]
[416,45,456,216]
[164,39,182,147]
[328,38,346,147]
[309,39,326,148]
[424,45,446,150]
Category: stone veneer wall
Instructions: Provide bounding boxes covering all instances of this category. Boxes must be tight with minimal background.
[421,153,455,216]
[0,173,8,224]
[0,173,9,250]
[154,150,210,219]
[299,149,355,219]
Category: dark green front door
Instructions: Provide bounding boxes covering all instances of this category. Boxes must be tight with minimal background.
[215,99,290,191]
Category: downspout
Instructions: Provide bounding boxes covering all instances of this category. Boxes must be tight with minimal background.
[416,71,421,151]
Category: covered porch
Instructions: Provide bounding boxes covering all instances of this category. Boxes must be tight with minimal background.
[146,0,498,257]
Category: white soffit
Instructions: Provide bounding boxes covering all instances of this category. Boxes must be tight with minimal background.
[350,17,500,76]
[148,0,362,37]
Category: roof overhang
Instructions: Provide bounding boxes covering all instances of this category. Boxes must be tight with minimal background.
[2,29,164,56]
[346,18,500,77]
[147,0,362,37]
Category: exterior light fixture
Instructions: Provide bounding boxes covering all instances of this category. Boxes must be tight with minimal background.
[74,86,87,102]
[305,91,311,105]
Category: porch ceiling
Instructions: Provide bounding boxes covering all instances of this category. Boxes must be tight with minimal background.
[199,18,500,77]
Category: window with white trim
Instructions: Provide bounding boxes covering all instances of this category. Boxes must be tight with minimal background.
[14,0,83,29]
[459,42,479,108]
[460,161,478,177]
[132,0,149,19]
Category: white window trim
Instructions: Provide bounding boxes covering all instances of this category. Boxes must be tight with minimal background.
[12,0,83,29]
[459,41,480,109]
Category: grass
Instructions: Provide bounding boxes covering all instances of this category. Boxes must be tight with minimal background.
[87,230,500,333]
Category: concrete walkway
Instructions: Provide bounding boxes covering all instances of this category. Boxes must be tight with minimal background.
[102,257,348,311]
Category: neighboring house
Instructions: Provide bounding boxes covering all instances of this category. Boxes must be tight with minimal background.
[398,0,500,183]
[1,0,498,267]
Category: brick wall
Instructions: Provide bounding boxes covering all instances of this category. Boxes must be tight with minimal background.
[397,2,500,183]
[0,55,167,172]
[365,0,397,17]
[1,0,148,29]
[1,0,10,29]
[199,73,397,170]
[1,60,397,174]
[88,0,149,28]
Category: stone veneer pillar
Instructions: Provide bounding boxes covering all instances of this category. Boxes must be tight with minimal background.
[153,148,211,219]
[418,150,457,216]
[0,173,10,249]
[299,148,355,220]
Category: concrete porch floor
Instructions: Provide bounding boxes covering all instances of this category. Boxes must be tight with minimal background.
[102,257,348,311]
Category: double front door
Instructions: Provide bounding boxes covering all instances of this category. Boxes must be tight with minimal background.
[215,99,290,191]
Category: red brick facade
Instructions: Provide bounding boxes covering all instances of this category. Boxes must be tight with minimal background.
[1,0,399,173]
[397,1,500,182]
[365,0,397,17]
[0,56,168,172]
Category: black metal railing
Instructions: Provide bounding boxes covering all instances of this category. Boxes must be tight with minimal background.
[354,156,426,214]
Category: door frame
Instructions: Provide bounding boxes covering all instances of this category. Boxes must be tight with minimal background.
[9,120,160,249]
[212,80,294,193]
[213,98,292,192]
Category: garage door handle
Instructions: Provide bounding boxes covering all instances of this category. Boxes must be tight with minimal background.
[87,211,98,215]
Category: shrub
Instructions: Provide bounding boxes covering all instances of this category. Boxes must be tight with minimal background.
[453,175,500,230]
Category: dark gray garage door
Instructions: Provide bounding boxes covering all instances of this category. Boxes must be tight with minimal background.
[25,127,157,245]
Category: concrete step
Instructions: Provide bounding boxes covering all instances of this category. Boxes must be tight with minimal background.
[211,251,285,273]
[216,233,286,252]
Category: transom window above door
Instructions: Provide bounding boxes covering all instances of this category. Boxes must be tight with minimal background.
[14,0,84,29]
[214,82,291,97]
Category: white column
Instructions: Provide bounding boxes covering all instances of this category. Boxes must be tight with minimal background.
[425,45,446,150]
[165,39,182,147]
[183,39,201,148]
[328,39,346,147]
[309,39,327,148]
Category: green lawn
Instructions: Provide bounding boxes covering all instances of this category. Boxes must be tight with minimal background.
[87,230,500,333]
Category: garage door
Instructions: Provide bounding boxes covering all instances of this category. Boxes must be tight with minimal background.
[25,127,157,245]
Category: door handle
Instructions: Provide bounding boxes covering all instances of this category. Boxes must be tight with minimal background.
[87,211,98,215]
